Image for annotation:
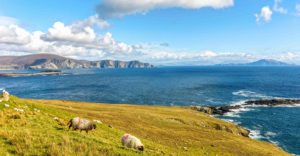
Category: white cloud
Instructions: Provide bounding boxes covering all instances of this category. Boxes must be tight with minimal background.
[297,4,300,12]
[72,15,111,30]
[295,4,300,16]
[42,15,110,43]
[255,6,273,23]
[0,25,31,44]
[42,22,97,43]
[0,15,296,65]
[273,0,288,14]
[0,16,18,26]
[96,0,234,19]
[0,16,135,60]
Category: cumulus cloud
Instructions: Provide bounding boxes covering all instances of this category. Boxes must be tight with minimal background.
[0,15,137,61]
[255,6,273,23]
[42,22,97,43]
[0,25,31,44]
[273,0,288,14]
[96,0,234,19]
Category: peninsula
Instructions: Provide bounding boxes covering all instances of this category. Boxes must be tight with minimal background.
[0,53,154,70]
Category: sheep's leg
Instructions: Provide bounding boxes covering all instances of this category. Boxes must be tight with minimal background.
[80,129,82,133]
[68,123,72,129]
[86,130,88,133]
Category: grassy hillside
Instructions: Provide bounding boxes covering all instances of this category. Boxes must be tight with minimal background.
[0,96,291,156]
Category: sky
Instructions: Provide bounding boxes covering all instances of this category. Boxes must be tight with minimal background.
[0,0,300,65]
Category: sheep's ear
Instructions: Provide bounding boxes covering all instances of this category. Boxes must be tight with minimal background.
[138,146,144,151]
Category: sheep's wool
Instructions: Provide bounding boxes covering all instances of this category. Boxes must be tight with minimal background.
[2,90,9,102]
[122,134,144,150]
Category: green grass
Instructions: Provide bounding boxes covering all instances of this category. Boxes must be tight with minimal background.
[0,96,292,156]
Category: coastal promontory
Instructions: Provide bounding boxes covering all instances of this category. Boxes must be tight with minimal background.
[0,53,154,70]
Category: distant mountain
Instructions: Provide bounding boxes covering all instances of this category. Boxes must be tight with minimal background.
[0,53,154,69]
[217,59,293,66]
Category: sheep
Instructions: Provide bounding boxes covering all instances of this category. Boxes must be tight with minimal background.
[93,120,102,124]
[4,104,9,107]
[67,117,96,133]
[13,108,24,112]
[121,134,144,151]
[2,90,9,102]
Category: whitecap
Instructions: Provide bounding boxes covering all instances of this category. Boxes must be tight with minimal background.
[222,119,242,125]
[249,129,265,140]
[232,90,272,99]
[265,131,277,137]
[273,104,300,107]
[223,112,240,118]
[230,100,247,106]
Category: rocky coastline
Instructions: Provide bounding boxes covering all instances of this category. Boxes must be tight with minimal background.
[184,99,300,116]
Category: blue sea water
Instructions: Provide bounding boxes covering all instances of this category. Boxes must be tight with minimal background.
[0,66,300,155]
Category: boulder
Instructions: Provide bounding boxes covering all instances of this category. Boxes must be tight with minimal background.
[185,106,222,115]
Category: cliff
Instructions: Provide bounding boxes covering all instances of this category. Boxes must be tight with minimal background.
[0,53,154,69]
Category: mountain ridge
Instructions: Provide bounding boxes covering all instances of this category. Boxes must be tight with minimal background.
[0,53,154,69]
[217,59,293,66]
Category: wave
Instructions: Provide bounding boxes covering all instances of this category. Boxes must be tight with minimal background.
[222,119,241,125]
[245,103,300,108]
[223,104,254,118]
[232,90,273,99]
[230,100,247,106]
[249,129,265,140]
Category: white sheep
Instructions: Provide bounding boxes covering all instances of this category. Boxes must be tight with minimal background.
[93,120,102,124]
[121,134,144,151]
[13,108,24,112]
[67,117,96,133]
[34,108,40,113]
[2,90,9,102]
[4,104,9,107]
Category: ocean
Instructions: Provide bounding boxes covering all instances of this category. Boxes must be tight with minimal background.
[1,66,300,155]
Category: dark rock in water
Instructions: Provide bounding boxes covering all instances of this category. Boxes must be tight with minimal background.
[183,105,242,115]
[245,99,300,106]
[183,106,222,115]
[219,105,242,114]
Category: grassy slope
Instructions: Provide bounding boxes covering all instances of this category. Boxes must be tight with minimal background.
[0,96,291,156]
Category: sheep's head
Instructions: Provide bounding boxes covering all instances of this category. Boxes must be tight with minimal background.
[137,146,144,151]
[93,124,97,129]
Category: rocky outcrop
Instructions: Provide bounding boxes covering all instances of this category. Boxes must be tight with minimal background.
[183,105,241,115]
[0,53,154,70]
[245,99,300,106]
[214,123,250,137]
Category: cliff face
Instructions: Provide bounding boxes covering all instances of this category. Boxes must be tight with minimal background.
[0,54,154,69]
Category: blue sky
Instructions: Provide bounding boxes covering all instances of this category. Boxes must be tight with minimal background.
[0,0,300,65]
